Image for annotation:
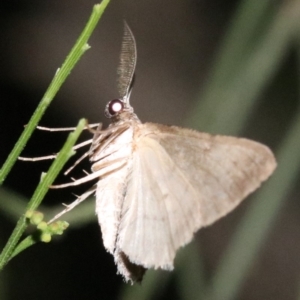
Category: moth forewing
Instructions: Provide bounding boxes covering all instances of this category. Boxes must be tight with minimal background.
[141,123,277,226]
[95,164,131,255]
[117,135,202,270]
[93,121,136,258]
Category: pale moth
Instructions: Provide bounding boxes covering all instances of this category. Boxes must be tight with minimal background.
[41,24,276,283]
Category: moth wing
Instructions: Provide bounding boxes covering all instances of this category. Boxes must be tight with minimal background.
[145,123,277,226]
[117,136,202,271]
[117,123,276,272]
[96,166,129,254]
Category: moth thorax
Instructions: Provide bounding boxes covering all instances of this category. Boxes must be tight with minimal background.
[105,99,125,118]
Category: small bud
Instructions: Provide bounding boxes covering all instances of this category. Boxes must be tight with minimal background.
[41,233,51,243]
[25,210,34,219]
[37,221,48,231]
[58,221,69,230]
[49,221,69,235]
[48,222,59,232]
[30,211,44,225]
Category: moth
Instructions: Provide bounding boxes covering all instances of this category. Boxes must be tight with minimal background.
[46,24,276,283]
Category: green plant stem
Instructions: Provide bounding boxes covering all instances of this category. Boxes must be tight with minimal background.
[0,0,110,185]
[9,236,36,260]
[0,119,85,271]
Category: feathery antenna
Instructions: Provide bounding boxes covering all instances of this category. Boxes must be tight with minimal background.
[117,22,137,103]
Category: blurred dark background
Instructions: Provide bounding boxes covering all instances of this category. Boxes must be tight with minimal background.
[0,0,299,299]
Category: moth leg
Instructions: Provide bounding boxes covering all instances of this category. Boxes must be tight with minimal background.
[18,154,58,161]
[47,185,96,224]
[64,148,91,175]
[72,139,93,150]
[35,123,100,132]
[63,138,100,175]
[51,157,127,189]
[18,139,93,162]
[19,122,101,161]
[90,124,129,156]
[82,169,90,176]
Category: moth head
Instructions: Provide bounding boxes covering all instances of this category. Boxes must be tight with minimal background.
[105,99,125,118]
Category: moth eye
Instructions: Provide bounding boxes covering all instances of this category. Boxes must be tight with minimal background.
[105,99,124,118]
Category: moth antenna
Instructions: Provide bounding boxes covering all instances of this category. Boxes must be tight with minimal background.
[117,21,137,106]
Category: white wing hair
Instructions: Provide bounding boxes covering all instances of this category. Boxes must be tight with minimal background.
[116,123,276,271]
